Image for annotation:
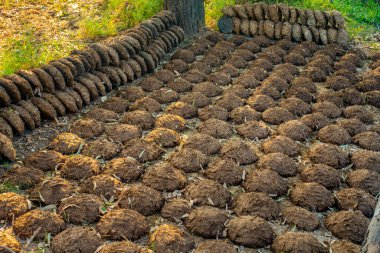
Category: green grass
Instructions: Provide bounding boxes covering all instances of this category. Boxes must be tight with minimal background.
[0,181,21,194]
[77,0,164,39]
[0,29,79,76]
[0,0,164,76]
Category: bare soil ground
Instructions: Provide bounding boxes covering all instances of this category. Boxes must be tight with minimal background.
[1,31,380,252]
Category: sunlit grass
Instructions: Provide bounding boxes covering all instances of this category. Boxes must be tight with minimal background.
[77,0,164,39]
[0,28,81,76]
[0,0,164,76]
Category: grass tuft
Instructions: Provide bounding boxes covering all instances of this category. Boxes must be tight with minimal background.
[0,181,21,194]
[0,28,80,76]
[77,0,164,39]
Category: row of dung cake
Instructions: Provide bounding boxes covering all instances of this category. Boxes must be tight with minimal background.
[0,11,185,140]
[222,3,345,29]
[0,10,182,104]
[232,19,348,46]
[221,3,348,46]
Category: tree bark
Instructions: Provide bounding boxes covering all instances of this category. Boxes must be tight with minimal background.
[363,199,380,253]
[164,0,205,36]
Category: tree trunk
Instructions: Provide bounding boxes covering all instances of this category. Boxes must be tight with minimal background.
[164,0,205,36]
[363,199,380,253]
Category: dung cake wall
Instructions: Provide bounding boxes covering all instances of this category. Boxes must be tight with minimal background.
[218,3,348,46]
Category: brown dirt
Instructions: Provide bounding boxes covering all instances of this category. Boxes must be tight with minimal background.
[69,118,104,139]
[0,229,21,253]
[236,120,270,140]
[351,150,380,173]
[96,208,149,240]
[98,240,149,253]
[0,192,29,220]
[52,226,103,253]
[262,106,295,124]
[353,131,380,151]
[198,105,229,121]
[290,182,335,211]
[346,169,380,196]
[184,133,221,155]
[142,162,186,191]
[198,118,232,139]
[185,206,228,238]
[246,94,276,112]
[80,174,122,199]
[155,113,186,131]
[325,210,369,244]
[194,240,236,253]
[145,127,180,148]
[272,232,328,253]
[243,168,288,196]
[149,224,194,253]
[277,120,312,141]
[184,179,230,207]
[29,176,76,205]
[48,132,84,155]
[308,143,349,168]
[229,105,260,124]
[205,158,243,186]
[1,165,44,189]
[169,147,209,173]
[24,149,65,171]
[336,188,376,218]
[220,139,257,165]
[330,240,361,253]
[282,206,320,231]
[336,118,367,136]
[14,209,65,239]
[233,192,279,220]
[118,184,164,215]
[227,216,275,248]
[58,193,103,224]
[121,110,155,130]
[317,124,352,145]
[86,108,118,122]
[60,154,100,180]
[300,164,340,189]
[262,135,300,157]
[161,198,192,221]
[257,152,298,177]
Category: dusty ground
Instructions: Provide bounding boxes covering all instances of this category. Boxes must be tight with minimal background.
[1,30,380,252]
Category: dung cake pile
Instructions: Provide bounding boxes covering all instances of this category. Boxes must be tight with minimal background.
[220,3,348,46]
[1,29,379,252]
[0,10,185,161]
